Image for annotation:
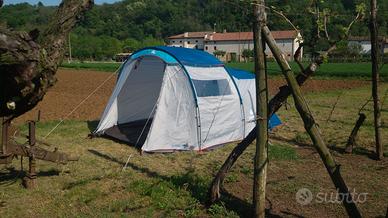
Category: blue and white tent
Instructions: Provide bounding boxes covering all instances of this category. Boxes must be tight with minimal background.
[95,46,281,152]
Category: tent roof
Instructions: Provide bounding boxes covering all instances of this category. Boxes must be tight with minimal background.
[226,67,255,80]
[130,46,223,67]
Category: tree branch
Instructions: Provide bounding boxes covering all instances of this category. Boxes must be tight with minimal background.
[0,0,94,119]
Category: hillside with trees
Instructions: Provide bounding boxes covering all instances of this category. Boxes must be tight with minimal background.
[1,0,387,60]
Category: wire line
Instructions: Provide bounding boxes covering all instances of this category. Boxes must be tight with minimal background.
[43,66,120,139]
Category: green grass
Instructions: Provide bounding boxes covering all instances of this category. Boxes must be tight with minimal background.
[226,62,388,78]
[2,84,388,217]
[269,144,298,160]
[61,62,121,72]
[61,61,388,79]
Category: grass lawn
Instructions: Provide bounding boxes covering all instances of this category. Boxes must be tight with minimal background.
[1,84,387,217]
[61,62,122,72]
[227,62,388,79]
[61,61,388,79]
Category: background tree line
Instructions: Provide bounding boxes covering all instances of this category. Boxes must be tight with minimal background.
[1,0,387,61]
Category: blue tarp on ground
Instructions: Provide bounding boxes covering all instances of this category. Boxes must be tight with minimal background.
[269,114,282,130]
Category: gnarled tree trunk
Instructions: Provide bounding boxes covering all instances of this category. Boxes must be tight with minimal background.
[0,0,93,119]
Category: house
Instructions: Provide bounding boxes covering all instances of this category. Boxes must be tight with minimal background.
[168,31,214,50]
[168,30,303,61]
[348,36,388,54]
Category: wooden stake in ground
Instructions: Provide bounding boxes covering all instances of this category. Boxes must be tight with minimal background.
[345,113,366,153]
[262,25,361,217]
[252,1,268,217]
[369,0,383,160]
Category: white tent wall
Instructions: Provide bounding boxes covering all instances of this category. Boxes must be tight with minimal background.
[230,75,257,137]
[95,60,136,133]
[185,66,245,149]
[142,65,199,151]
[94,46,266,152]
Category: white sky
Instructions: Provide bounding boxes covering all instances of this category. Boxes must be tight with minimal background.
[4,0,121,6]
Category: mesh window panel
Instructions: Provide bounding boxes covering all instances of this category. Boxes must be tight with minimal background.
[192,79,232,97]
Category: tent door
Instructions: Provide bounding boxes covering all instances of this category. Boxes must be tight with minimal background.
[104,56,166,146]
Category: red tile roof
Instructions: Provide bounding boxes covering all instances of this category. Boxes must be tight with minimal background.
[209,30,298,41]
[168,31,214,39]
[168,30,299,41]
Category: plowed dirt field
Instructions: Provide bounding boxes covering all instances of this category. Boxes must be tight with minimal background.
[15,69,369,123]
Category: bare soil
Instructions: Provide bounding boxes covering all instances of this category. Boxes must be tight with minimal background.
[15,69,369,123]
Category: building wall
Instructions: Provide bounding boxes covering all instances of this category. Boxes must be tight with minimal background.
[204,40,253,61]
[169,38,205,50]
[348,40,388,54]
[349,40,372,53]
[203,39,295,61]
[168,35,302,61]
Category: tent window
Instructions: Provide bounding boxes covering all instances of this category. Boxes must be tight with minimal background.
[192,79,232,97]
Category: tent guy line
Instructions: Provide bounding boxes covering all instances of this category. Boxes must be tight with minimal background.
[43,66,121,139]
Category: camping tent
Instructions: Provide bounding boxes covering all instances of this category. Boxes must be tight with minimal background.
[94,46,281,152]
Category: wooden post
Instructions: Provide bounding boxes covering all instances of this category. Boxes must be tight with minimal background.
[68,34,72,63]
[369,0,383,160]
[252,1,267,217]
[208,51,321,205]
[23,121,37,189]
[262,25,361,217]
[1,118,4,154]
[345,113,366,153]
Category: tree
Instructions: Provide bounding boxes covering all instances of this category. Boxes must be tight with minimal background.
[252,1,267,217]
[0,0,94,119]
[369,0,383,160]
[208,1,365,217]
[242,49,254,62]
[213,50,226,58]
[330,40,363,61]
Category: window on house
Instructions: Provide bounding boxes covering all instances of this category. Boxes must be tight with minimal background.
[192,79,232,97]
[188,41,191,44]
[196,40,198,43]
[172,40,175,43]
[205,46,208,50]
[180,40,182,43]
[214,46,217,50]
